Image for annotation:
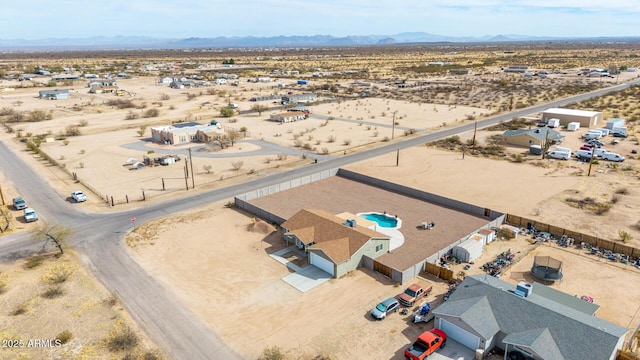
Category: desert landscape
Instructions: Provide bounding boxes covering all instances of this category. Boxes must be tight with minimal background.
[1,42,640,360]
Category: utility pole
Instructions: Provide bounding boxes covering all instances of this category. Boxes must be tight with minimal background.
[184,162,189,190]
[0,184,5,205]
[188,148,195,189]
[541,127,551,160]
[587,146,596,176]
[471,121,477,153]
[396,149,400,166]
[391,111,397,139]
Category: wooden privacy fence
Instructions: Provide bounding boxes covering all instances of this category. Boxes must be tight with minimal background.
[506,214,640,257]
[424,262,454,281]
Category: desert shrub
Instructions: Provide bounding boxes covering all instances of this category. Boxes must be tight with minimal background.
[260,346,285,360]
[23,255,46,269]
[220,106,236,117]
[239,126,248,132]
[0,272,10,294]
[106,321,139,352]
[615,188,629,195]
[303,143,313,150]
[78,162,85,168]
[56,330,72,344]
[28,110,52,122]
[0,107,15,116]
[62,139,70,146]
[321,148,329,155]
[125,111,140,120]
[160,93,170,101]
[231,161,244,170]
[65,125,81,136]
[40,263,76,284]
[277,154,287,160]
[41,285,64,299]
[79,149,86,154]
[143,108,159,118]
[7,113,25,123]
[611,195,621,204]
[186,93,197,100]
[103,294,118,307]
[141,351,163,360]
[497,228,515,240]
[342,139,351,146]
[313,353,336,360]
[382,136,390,142]
[107,99,135,109]
[78,119,89,127]
[327,135,336,143]
[619,230,633,242]
[10,303,28,316]
[294,139,303,147]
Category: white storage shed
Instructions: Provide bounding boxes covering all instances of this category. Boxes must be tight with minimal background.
[567,122,580,131]
[606,118,625,130]
[452,238,484,263]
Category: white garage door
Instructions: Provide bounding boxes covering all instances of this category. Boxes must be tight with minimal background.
[310,252,334,276]
[439,319,480,350]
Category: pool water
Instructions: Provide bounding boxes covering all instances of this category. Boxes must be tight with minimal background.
[362,213,398,228]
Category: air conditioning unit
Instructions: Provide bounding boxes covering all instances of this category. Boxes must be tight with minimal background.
[515,282,533,297]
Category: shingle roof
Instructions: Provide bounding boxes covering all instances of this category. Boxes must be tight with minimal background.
[503,128,564,142]
[281,209,389,263]
[503,328,564,360]
[433,275,628,360]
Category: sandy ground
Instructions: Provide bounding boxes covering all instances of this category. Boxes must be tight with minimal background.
[0,251,160,360]
[502,242,640,331]
[127,200,640,359]
[127,201,455,360]
[3,71,640,359]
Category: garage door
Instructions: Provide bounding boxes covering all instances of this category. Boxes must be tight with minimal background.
[310,252,334,276]
[439,319,480,350]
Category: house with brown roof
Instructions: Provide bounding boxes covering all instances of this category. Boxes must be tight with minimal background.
[281,209,390,277]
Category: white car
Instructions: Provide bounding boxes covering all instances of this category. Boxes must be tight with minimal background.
[71,190,87,202]
[24,208,38,222]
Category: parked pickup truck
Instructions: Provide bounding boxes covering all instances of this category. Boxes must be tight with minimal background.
[399,283,432,306]
[404,328,447,360]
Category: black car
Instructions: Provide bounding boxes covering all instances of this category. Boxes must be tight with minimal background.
[612,132,628,138]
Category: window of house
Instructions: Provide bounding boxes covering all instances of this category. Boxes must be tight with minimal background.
[376,244,383,252]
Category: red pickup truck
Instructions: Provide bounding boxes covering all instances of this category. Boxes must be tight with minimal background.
[399,283,432,306]
[404,328,447,360]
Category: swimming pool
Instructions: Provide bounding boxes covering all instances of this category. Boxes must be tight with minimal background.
[359,212,399,228]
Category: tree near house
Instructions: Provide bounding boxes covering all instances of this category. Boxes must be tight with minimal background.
[220,107,235,117]
[31,222,75,255]
[137,125,147,137]
[227,129,240,146]
[250,104,269,116]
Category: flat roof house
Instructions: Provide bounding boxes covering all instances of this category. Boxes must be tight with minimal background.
[269,111,307,123]
[281,209,390,278]
[542,108,603,128]
[433,275,628,360]
[281,93,318,104]
[151,123,224,145]
[502,128,564,147]
[38,89,69,100]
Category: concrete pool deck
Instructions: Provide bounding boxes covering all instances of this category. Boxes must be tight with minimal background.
[336,212,405,250]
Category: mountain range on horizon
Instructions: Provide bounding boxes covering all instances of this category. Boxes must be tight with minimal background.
[1,32,637,51]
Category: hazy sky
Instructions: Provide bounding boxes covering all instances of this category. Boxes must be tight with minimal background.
[3,0,639,39]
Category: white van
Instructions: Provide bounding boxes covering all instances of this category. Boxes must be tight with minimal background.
[575,149,594,160]
[547,150,571,160]
[583,131,602,140]
[602,152,625,162]
[592,148,608,158]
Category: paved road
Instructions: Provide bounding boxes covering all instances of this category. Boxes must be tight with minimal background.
[1,77,638,359]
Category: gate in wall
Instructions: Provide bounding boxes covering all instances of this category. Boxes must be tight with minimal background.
[373,261,392,278]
